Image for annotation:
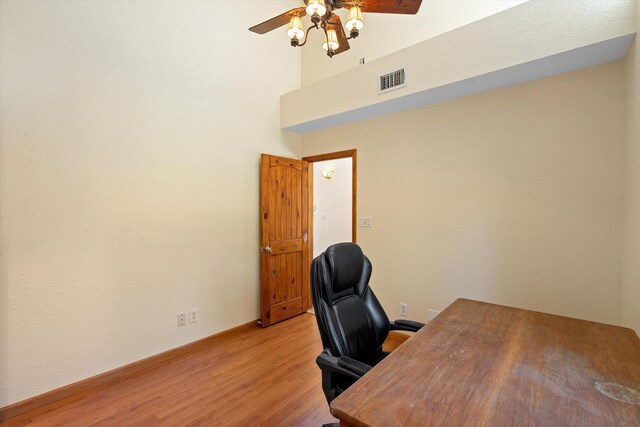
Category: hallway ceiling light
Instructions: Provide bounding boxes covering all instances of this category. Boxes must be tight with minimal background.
[249,0,423,58]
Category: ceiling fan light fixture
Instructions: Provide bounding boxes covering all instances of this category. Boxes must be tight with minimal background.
[306,0,327,18]
[249,0,423,59]
[287,15,305,42]
[346,6,364,32]
[322,28,339,52]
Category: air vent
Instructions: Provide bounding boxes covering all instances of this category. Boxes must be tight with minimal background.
[378,67,407,94]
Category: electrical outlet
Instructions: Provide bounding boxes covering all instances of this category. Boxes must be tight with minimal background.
[428,309,440,321]
[189,309,198,323]
[177,313,187,327]
[400,303,408,317]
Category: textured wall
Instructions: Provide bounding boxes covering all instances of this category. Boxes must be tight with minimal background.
[284,0,635,134]
[301,62,626,325]
[0,0,301,406]
[623,2,640,334]
[313,158,353,258]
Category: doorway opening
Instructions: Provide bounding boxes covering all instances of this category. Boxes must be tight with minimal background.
[302,150,357,309]
[312,157,353,257]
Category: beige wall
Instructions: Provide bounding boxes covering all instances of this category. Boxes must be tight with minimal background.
[301,0,527,86]
[285,0,636,134]
[0,0,300,406]
[301,62,626,325]
[623,2,640,333]
[0,0,636,411]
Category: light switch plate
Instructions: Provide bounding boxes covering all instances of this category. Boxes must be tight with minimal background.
[358,216,372,227]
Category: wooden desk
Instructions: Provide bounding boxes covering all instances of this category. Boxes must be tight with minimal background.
[330,299,640,426]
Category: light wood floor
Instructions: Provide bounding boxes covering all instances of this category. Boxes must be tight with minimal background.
[3,314,338,426]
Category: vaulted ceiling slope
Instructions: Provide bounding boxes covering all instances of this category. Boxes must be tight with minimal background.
[281,0,636,134]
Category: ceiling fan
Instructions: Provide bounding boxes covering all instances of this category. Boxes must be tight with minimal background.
[249,0,423,58]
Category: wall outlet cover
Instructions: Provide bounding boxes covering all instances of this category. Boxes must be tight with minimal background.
[400,303,408,317]
[177,313,187,327]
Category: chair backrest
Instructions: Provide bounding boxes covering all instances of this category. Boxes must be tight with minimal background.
[311,243,390,364]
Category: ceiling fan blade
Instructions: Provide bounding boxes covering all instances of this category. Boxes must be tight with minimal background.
[249,7,307,34]
[327,14,350,55]
[356,0,423,15]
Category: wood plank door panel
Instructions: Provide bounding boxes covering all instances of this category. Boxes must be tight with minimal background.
[260,154,309,327]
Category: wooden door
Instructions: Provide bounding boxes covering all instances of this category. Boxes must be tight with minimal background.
[260,154,310,327]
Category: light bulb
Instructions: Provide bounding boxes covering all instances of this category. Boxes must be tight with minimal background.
[322,29,339,51]
[287,16,305,41]
[305,0,327,17]
[346,6,364,32]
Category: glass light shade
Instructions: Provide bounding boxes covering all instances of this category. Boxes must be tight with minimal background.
[322,29,339,51]
[322,168,334,180]
[286,16,305,40]
[346,6,364,31]
[305,0,327,17]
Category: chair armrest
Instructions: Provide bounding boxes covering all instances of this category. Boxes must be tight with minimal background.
[316,350,372,381]
[390,319,425,332]
[337,356,372,376]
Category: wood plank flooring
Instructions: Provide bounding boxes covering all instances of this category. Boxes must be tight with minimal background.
[2,314,338,426]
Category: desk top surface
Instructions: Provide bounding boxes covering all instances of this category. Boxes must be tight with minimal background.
[330,298,640,427]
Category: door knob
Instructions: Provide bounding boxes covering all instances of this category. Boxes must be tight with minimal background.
[261,246,272,253]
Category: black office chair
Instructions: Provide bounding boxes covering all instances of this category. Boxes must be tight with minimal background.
[310,242,425,412]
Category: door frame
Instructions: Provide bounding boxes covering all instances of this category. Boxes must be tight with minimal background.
[302,149,357,308]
